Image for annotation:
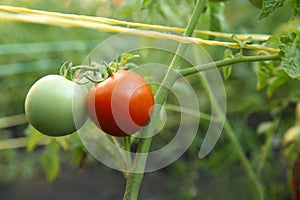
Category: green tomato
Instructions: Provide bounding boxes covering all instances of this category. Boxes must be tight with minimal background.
[25,75,87,136]
[249,0,262,9]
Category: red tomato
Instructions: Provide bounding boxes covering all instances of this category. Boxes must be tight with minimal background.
[87,70,154,137]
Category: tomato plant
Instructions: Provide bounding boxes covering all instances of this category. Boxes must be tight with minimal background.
[25,75,87,136]
[87,70,154,137]
[1,0,300,199]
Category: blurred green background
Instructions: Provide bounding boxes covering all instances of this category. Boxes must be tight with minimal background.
[0,0,299,199]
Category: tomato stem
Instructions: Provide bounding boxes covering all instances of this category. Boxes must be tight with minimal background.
[123,136,132,173]
[105,64,114,76]
[123,1,207,199]
[179,54,281,77]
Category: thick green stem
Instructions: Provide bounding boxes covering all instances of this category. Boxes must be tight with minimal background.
[180,54,281,77]
[123,1,207,200]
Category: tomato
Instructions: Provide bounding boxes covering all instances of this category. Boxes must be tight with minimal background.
[249,0,262,9]
[87,70,154,137]
[25,75,88,136]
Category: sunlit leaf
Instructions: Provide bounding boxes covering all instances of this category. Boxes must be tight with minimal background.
[56,137,69,151]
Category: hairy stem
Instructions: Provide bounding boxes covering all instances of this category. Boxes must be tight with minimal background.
[123,1,207,199]
[179,54,281,77]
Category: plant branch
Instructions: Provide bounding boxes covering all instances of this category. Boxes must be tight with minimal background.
[179,54,281,77]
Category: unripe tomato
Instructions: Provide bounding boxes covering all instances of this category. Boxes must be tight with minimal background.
[87,70,154,137]
[25,75,88,136]
[249,0,262,9]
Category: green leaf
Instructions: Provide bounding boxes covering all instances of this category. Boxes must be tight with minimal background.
[141,0,159,10]
[257,121,276,135]
[222,49,234,80]
[259,0,285,20]
[40,139,60,182]
[256,61,274,90]
[232,35,253,48]
[292,0,300,18]
[208,2,225,39]
[68,134,86,166]
[267,69,290,97]
[157,0,184,27]
[25,125,44,152]
[119,53,140,68]
[279,32,300,78]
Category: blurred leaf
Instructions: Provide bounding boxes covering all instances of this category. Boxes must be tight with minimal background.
[157,1,184,27]
[279,32,300,78]
[256,120,278,175]
[256,61,274,90]
[40,139,60,182]
[208,2,223,34]
[25,125,44,152]
[266,36,281,49]
[267,69,290,97]
[56,137,70,151]
[282,126,300,165]
[257,121,276,135]
[259,0,285,20]
[222,49,234,80]
[68,134,87,166]
[291,0,300,18]
[141,0,159,10]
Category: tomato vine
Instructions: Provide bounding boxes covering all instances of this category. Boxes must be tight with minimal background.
[0,0,299,199]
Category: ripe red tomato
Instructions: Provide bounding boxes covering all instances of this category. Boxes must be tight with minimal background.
[87,70,154,137]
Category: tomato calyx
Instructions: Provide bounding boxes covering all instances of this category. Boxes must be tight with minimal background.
[59,53,139,84]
